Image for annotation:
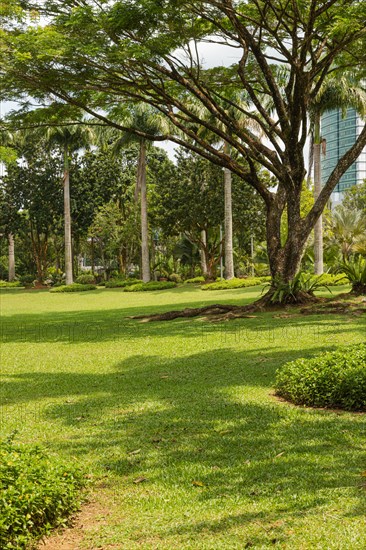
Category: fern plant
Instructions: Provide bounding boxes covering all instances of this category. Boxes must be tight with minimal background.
[340,256,366,294]
[268,272,331,304]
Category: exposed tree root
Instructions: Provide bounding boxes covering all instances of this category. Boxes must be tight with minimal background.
[131,303,255,322]
[130,292,320,322]
[130,290,366,323]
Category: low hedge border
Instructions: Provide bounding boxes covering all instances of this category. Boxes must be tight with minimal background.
[0,436,86,549]
[0,281,24,289]
[123,281,177,292]
[202,276,271,291]
[50,283,97,293]
[275,344,366,411]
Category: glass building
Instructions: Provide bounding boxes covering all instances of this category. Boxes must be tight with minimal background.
[321,108,366,205]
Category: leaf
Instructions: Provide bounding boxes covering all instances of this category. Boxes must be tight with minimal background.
[274,451,285,459]
[133,476,148,484]
[192,480,205,487]
[128,449,141,455]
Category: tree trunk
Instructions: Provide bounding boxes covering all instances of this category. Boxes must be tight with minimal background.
[138,140,151,282]
[8,233,15,281]
[313,115,324,275]
[200,230,208,277]
[223,142,234,279]
[63,148,73,285]
[90,237,95,273]
[266,188,306,283]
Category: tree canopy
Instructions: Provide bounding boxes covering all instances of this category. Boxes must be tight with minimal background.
[1,0,366,284]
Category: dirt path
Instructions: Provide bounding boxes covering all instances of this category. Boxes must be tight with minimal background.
[38,498,112,550]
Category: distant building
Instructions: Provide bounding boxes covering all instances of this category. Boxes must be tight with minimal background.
[321,108,366,207]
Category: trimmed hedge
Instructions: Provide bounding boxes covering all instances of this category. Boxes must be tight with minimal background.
[202,276,270,291]
[123,281,177,292]
[184,276,206,284]
[275,344,366,411]
[50,283,97,293]
[0,281,23,288]
[0,436,85,549]
[105,279,141,288]
[311,273,348,287]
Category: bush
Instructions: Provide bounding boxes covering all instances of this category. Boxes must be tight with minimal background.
[275,344,366,411]
[168,273,182,283]
[0,435,86,549]
[269,272,332,304]
[19,274,36,286]
[202,277,269,291]
[50,283,97,293]
[311,273,348,287]
[123,281,177,292]
[75,273,96,285]
[46,267,64,286]
[105,279,142,288]
[184,276,206,284]
[0,280,23,288]
[340,257,366,294]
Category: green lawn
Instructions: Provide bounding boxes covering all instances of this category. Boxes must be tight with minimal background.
[1,285,366,549]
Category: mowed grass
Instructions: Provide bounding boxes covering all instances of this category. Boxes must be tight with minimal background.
[1,285,366,549]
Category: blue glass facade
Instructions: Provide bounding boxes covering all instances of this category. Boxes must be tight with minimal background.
[321,109,358,193]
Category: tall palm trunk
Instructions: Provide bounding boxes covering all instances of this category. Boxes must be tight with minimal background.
[313,114,324,275]
[63,147,73,285]
[8,233,15,281]
[138,140,151,282]
[200,230,208,277]
[223,142,234,279]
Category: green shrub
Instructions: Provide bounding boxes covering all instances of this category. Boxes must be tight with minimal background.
[168,273,182,283]
[46,267,64,286]
[19,274,35,286]
[202,277,269,291]
[124,281,177,292]
[0,280,23,288]
[275,344,366,411]
[269,272,332,304]
[340,257,366,294]
[184,276,206,284]
[105,279,142,288]
[75,273,96,285]
[0,435,86,549]
[50,283,97,293]
[311,273,348,287]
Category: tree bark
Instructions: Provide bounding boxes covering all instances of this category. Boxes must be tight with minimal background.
[63,148,73,285]
[313,115,324,275]
[90,236,95,273]
[266,187,307,283]
[138,140,151,283]
[223,142,234,279]
[8,233,15,282]
[200,229,208,277]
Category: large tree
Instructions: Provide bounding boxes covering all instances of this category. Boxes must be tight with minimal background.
[45,124,94,284]
[1,1,366,299]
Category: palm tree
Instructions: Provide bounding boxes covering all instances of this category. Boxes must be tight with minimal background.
[103,106,169,283]
[46,124,94,285]
[1,128,18,282]
[8,233,15,281]
[331,205,366,261]
[309,77,366,274]
[223,141,234,279]
[187,95,261,280]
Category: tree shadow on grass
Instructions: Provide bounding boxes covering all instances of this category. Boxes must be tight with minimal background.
[1,347,366,533]
[1,303,364,345]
